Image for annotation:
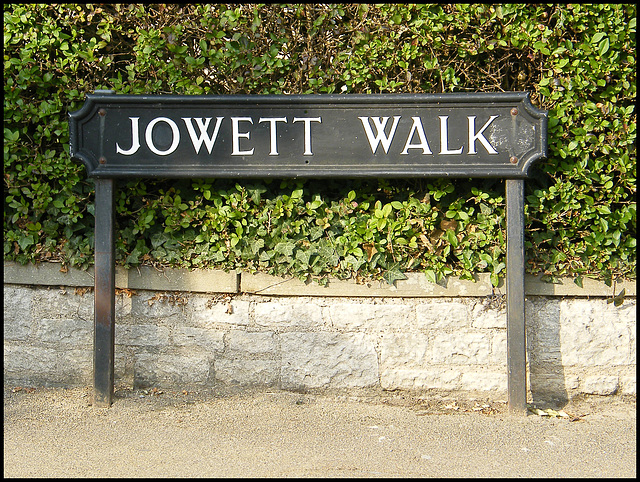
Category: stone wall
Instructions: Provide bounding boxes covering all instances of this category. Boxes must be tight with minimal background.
[3,262,636,403]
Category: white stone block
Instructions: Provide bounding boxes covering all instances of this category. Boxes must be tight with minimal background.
[115,324,170,347]
[37,318,92,345]
[380,367,462,390]
[560,300,632,366]
[280,332,378,388]
[172,326,225,351]
[215,358,279,386]
[581,375,619,395]
[415,301,470,329]
[379,332,430,369]
[134,352,211,386]
[430,332,492,364]
[460,371,507,391]
[470,300,506,329]
[3,287,32,340]
[254,300,323,328]
[116,293,133,316]
[565,375,580,390]
[56,348,92,380]
[188,297,251,326]
[4,285,33,321]
[525,299,562,365]
[326,302,413,332]
[3,344,58,374]
[616,299,637,324]
[130,292,187,319]
[620,376,636,395]
[3,279,635,398]
[32,288,93,320]
[491,331,507,365]
[226,330,277,354]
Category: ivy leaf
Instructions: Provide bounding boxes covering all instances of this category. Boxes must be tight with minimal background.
[309,226,324,241]
[295,249,310,267]
[259,250,273,261]
[274,241,295,257]
[17,234,35,251]
[606,289,626,307]
[343,254,365,272]
[249,238,264,255]
[383,265,408,286]
[126,248,141,265]
[318,244,339,266]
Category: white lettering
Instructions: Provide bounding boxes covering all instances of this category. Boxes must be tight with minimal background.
[439,116,464,155]
[231,117,254,156]
[182,117,223,154]
[400,116,433,155]
[358,116,401,154]
[145,117,180,156]
[468,115,499,154]
[258,117,287,155]
[113,112,502,161]
[292,117,322,155]
[115,117,141,155]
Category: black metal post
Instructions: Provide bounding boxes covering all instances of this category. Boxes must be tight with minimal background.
[506,179,527,414]
[93,178,116,407]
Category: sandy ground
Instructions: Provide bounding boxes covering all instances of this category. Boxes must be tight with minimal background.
[3,384,636,478]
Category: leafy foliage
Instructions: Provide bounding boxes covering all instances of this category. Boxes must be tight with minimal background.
[4,4,636,286]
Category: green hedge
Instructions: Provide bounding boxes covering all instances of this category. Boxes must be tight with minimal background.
[4,4,636,286]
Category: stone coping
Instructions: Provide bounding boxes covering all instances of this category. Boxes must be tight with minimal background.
[4,261,635,298]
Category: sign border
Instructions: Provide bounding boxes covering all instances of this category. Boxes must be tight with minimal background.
[70,91,548,179]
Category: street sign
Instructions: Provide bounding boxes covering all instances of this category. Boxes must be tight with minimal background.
[69,91,547,413]
[70,92,547,179]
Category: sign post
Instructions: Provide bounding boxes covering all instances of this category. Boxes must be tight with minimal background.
[506,179,527,414]
[93,177,116,407]
[70,92,547,411]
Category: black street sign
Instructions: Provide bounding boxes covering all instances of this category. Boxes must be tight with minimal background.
[70,92,547,179]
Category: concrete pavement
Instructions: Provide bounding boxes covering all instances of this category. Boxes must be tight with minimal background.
[3,385,636,478]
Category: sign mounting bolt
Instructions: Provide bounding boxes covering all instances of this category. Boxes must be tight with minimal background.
[511,108,518,116]
[510,156,518,164]
[99,156,107,164]
[98,109,106,116]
